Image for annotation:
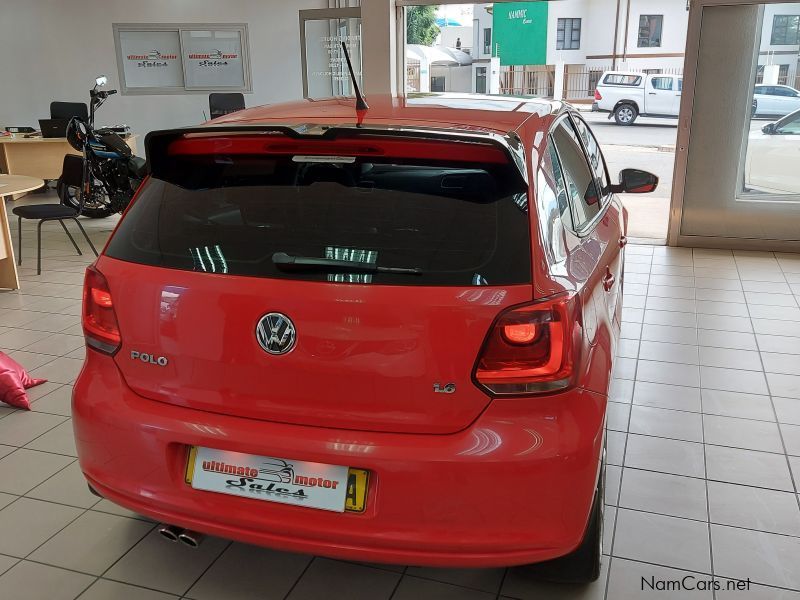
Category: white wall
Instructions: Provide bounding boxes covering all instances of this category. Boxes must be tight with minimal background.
[0,0,327,137]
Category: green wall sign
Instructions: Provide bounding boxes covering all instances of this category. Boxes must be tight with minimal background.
[492,2,549,66]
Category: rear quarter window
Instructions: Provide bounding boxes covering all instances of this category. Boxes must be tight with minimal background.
[106,149,532,287]
[602,74,642,86]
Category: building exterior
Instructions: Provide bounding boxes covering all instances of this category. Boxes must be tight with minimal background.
[419,2,799,100]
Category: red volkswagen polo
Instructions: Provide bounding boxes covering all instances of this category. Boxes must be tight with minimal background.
[72,93,656,581]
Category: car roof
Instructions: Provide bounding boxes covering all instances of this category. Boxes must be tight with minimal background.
[210,93,565,137]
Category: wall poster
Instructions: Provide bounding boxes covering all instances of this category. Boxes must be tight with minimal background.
[181,29,246,90]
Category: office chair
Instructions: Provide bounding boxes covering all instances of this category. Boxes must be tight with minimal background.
[209,93,245,120]
[13,154,97,275]
[50,101,89,122]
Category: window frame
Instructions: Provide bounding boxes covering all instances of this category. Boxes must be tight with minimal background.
[112,22,252,95]
[483,28,492,54]
[556,18,582,51]
[546,113,613,236]
[770,14,800,45]
[637,15,664,48]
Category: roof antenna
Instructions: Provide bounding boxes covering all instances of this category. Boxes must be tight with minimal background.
[341,41,368,111]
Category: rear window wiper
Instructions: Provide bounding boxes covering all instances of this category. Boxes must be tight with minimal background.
[272,252,423,275]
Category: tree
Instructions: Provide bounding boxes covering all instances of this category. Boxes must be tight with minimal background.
[407,6,440,46]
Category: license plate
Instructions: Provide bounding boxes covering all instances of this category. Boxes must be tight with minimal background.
[185,447,368,513]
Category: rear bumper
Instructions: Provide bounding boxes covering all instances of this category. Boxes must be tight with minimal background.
[73,352,606,567]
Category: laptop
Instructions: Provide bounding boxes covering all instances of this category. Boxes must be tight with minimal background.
[38,118,70,138]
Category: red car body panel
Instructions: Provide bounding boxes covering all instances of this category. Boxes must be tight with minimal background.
[73,93,623,567]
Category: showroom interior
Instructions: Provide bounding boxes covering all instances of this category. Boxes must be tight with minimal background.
[0,0,799,598]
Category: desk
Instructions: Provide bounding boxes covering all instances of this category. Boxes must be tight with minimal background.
[0,135,138,180]
[0,175,44,289]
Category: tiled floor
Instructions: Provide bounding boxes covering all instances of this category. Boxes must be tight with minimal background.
[1,193,800,599]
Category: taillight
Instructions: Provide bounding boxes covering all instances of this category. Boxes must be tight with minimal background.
[594,89,602,101]
[82,266,121,355]
[474,294,580,395]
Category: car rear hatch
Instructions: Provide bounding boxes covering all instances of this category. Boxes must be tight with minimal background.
[98,126,533,434]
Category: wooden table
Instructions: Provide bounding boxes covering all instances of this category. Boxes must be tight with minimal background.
[0,135,138,180]
[0,175,44,290]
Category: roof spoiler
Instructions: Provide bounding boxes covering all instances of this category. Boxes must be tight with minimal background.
[144,125,528,184]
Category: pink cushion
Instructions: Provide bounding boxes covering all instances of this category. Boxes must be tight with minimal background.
[0,352,47,410]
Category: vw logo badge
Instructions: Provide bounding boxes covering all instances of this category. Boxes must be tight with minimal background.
[256,313,297,355]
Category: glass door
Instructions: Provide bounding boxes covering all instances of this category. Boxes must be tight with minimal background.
[671,0,800,247]
[300,8,363,99]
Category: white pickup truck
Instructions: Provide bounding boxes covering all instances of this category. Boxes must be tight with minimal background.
[592,71,683,125]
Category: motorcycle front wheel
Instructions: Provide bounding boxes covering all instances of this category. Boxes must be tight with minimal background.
[57,178,115,219]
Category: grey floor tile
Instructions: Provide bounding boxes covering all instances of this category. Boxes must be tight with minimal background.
[716,581,800,599]
[763,352,800,376]
[695,288,745,303]
[186,543,311,600]
[22,333,84,357]
[391,576,494,600]
[701,389,775,421]
[633,381,702,412]
[30,510,153,575]
[621,308,644,324]
[104,529,228,595]
[25,419,77,456]
[757,334,800,355]
[620,321,643,340]
[607,558,713,599]
[700,366,768,395]
[501,558,608,599]
[0,411,66,447]
[638,341,699,365]
[612,357,637,381]
[697,329,758,351]
[749,305,800,322]
[617,338,640,359]
[640,324,697,346]
[29,384,73,417]
[91,499,154,522]
[23,380,64,402]
[697,314,752,333]
[696,300,749,317]
[636,360,700,388]
[610,378,635,403]
[613,509,711,573]
[286,558,401,600]
[703,414,784,453]
[0,328,52,350]
[619,468,708,521]
[0,555,18,577]
[767,372,800,399]
[607,430,627,467]
[607,402,631,432]
[0,560,94,600]
[753,319,800,337]
[781,423,800,456]
[712,524,800,589]
[404,567,504,594]
[0,497,82,557]
[643,309,696,328]
[77,579,178,600]
[746,291,799,307]
[705,445,794,492]
[629,406,703,442]
[606,464,623,506]
[624,434,705,478]
[28,356,84,384]
[0,493,16,511]
[698,346,761,371]
[707,481,800,536]
[772,398,800,425]
[645,296,696,313]
[0,449,73,495]
[648,285,696,300]
[26,460,98,508]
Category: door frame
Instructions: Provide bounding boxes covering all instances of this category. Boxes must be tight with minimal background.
[668,0,800,249]
[299,7,363,99]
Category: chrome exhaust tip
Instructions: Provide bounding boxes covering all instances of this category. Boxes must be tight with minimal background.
[178,530,205,548]
[158,524,183,542]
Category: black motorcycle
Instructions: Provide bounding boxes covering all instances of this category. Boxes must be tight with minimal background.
[58,76,147,218]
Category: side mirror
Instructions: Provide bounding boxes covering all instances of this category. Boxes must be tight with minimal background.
[611,169,659,194]
[95,76,108,87]
[762,123,776,135]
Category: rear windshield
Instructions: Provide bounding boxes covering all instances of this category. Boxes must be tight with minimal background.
[105,149,531,286]
[602,74,642,86]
